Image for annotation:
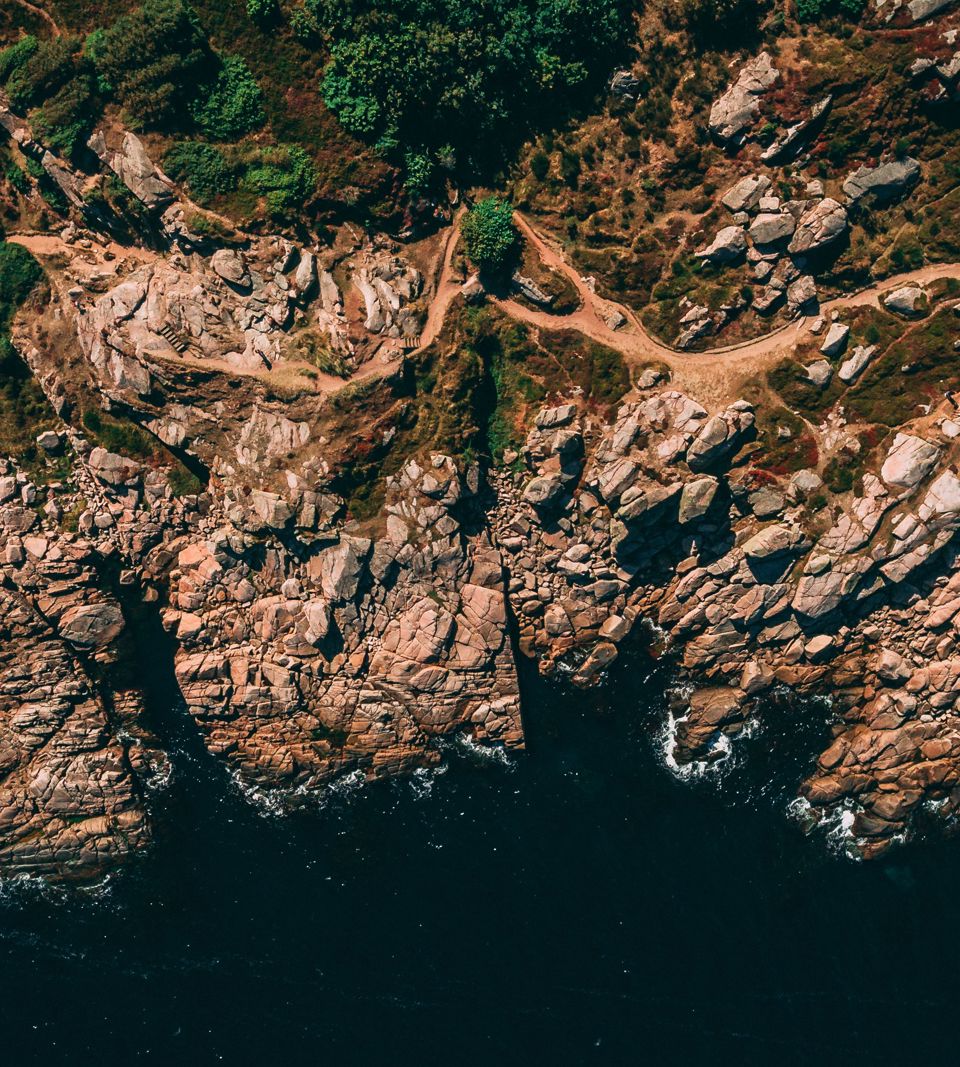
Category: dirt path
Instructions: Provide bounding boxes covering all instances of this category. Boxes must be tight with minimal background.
[419,211,960,404]
[15,209,960,407]
[11,0,60,36]
[418,206,466,351]
[8,232,159,265]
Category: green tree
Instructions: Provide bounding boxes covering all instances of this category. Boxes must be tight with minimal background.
[163,141,237,200]
[87,0,210,129]
[0,241,42,362]
[679,0,762,41]
[796,0,865,20]
[5,36,81,112]
[32,72,98,158]
[0,35,38,85]
[310,0,629,175]
[242,144,317,218]
[190,55,265,140]
[404,150,434,197]
[462,197,516,275]
[247,0,279,25]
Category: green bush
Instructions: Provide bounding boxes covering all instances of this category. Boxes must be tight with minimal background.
[530,151,550,181]
[5,36,81,112]
[87,0,210,129]
[679,0,761,41]
[0,35,38,85]
[247,0,280,24]
[560,149,581,187]
[404,150,433,196]
[163,141,237,200]
[0,241,60,478]
[190,55,265,140]
[5,163,29,194]
[462,197,516,275]
[242,144,318,217]
[290,7,320,41]
[0,241,42,344]
[796,0,865,20]
[31,72,98,159]
[310,0,629,165]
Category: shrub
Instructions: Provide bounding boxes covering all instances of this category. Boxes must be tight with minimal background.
[404,150,433,197]
[31,72,98,159]
[247,0,279,24]
[462,197,516,275]
[190,55,265,141]
[560,149,581,187]
[0,241,42,342]
[87,0,210,129]
[796,0,865,20]
[5,36,80,112]
[290,7,320,41]
[530,151,550,181]
[242,144,318,217]
[679,0,761,41]
[5,163,29,194]
[167,463,203,496]
[0,35,38,85]
[163,141,237,200]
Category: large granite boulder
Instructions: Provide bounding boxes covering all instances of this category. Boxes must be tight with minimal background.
[788,198,848,254]
[721,173,772,212]
[838,344,877,383]
[748,212,796,245]
[883,285,925,317]
[695,226,747,263]
[843,158,921,203]
[94,131,174,209]
[880,433,941,489]
[686,402,755,471]
[820,322,849,357]
[709,52,779,144]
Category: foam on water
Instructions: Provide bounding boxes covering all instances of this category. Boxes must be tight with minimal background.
[406,764,448,801]
[658,683,749,783]
[440,731,516,769]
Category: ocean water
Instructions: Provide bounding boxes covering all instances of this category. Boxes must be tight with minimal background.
[1,644,959,1066]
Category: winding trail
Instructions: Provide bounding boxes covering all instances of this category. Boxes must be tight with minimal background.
[10,0,60,36]
[421,210,960,403]
[418,206,466,351]
[13,210,960,405]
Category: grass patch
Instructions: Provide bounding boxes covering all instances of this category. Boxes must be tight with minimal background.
[0,241,70,481]
[846,308,960,426]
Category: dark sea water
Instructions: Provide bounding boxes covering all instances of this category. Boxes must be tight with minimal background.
[2,643,959,1066]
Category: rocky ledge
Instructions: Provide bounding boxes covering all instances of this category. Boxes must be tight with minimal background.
[6,103,960,881]
[9,339,960,877]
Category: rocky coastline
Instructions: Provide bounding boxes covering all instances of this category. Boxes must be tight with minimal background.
[5,83,960,882]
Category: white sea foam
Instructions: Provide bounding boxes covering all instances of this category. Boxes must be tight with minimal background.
[660,706,735,782]
[658,682,751,782]
[442,731,515,769]
[640,617,671,648]
[408,764,448,801]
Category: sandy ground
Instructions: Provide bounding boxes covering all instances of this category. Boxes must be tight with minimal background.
[13,213,960,409]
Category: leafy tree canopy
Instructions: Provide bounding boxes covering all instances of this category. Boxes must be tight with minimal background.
[308,0,630,169]
[86,0,210,129]
[190,55,265,141]
[796,0,865,20]
[462,197,516,275]
[163,141,237,200]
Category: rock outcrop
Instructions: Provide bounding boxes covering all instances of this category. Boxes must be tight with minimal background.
[709,52,780,145]
[843,158,921,203]
[787,198,848,255]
